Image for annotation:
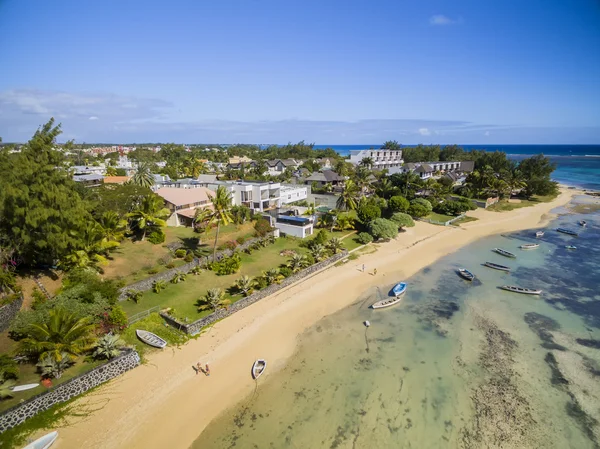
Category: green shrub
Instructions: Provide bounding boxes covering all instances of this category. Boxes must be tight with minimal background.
[147,230,166,244]
[31,287,48,310]
[107,305,128,330]
[220,240,238,251]
[390,212,415,230]
[184,253,194,263]
[212,254,242,275]
[408,198,433,218]
[147,268,159,275]
[357,232,373,244]
[279,266,293,278]
[357,203,381,224]
[166,262,175,269]
[255,276,269,289]
[368,218,398,240]
[174,249,187,258]
[388,195,410,213]
[254,219,273,237]
[236,236,246,245]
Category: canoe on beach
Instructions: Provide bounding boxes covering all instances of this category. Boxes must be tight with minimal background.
[457,268,475,281]
[10,383,39,392]
[499,285,542,295]
[252,359,267,379]
[136,330,167,348]
[484,261,511,272]
[23,431,58,449]
[520,243,539,250]
[492,248,517,258]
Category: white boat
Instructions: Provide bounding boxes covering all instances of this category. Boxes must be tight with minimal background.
[252,359,267,379]
[565,245,577,250]
[23,431,58,449]
[135,330,167,348]
[10,383,39,392]
[364,320,370,327]
[372,282,407,309]
[493,248,517,258]
[484,261,511,272]
[535,231,545,238]
[457,268,475,281]
[520,243,539,250]
[499,285,542,295]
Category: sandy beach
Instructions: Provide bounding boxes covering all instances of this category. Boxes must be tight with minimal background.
[51,188,581,449]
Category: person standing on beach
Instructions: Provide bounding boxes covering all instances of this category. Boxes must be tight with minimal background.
[205,364,211,376]
[373,268,377,275]
[362,264,365,272]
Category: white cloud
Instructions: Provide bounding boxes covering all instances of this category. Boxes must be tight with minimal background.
[418,128,431,136]
[89,116,99,121]
[429,15,460,26]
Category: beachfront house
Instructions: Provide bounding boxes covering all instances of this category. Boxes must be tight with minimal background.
[155,187,215,227]
[205,180,281,213]
[349,149,404,169]
[389,161,474,180]
[263,211,314,238]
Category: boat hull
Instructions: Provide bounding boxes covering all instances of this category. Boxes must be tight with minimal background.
[136,330,167,348]
[391,282,407,297]
[493,248,516,258]
[458,269,475,281]
[500,286,542,295]
[252,359,267,379]
[372,297,403,309]
[484,262,511,272]
[557,228,578,236]
[520,244,539,250]
[23,431,58,449]
[11,383,39,392]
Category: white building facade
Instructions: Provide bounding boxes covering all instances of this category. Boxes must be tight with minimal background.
[279,185,308,205]
[349,149,404,169]
[206,181,281,212]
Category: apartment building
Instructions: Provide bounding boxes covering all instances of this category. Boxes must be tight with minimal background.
[349,149,404,169]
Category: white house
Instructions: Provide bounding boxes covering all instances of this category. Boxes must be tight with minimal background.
[349,149,404,169]
[388,161,474,179]
[266,158,300,176]
[206,180,281,212]
[264,213,314,238]
[279,185,308,205]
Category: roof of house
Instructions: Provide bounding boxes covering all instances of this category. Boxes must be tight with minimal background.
[305,170,344,183]
[103,176,130,184]
[177,209,201,219]
[155,187,215,207]
[460,161,475,172]
[73,174,104,182]
[196,174,218,183]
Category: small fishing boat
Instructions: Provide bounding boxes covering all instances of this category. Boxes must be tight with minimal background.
[252,359,267,379]
[23,431,58,449]
[372,282,407,309]
[135,329,167,348]
[499,285,542,295]
[579,220,587,227]
[565,245,577,250]
[457,268,475,281]
[493,248,517,258]
[535,231,545,238]
[557,228,578,236]
[10,383,39,392]
[484,261,511,272]
[391,282,408,297]
[520,243,539,250]
[364,320,371,328]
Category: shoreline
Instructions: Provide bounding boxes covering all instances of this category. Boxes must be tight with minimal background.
[52,187,581,449]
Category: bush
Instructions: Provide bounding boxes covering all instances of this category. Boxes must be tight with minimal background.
[412,198,433,212]
[408,198,432,218]
[184,253,194,263]
[254,219,273,237]
[147,230,166,244]
[212,254,242,275]
[31,288,48,310]
[174,249,187,258]
[357,232,373,244]
[368,218,398,240]
[255,276,269,290]
[107,305,128,330]
[390,212,415,230]
[357,203,381,224]
[166,262,175,269]
[236,236,246,245]
[279,266,293,278]
[220,240,238,251]
[388,195,410,213]
[147,268,159,275]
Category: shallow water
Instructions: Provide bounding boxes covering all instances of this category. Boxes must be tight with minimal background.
[195,203,600,449]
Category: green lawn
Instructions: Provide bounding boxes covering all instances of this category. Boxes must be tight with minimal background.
[424,212,455,224]
[122,313,189,360]
[121,237,306,321]
[487,194,558,212]
[452,216,479,226]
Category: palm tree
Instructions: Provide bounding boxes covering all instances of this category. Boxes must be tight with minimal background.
[36,352,73,379]
[334,160,350,177]
[193,207,213,235]
[263,268,283,285]
[62,222,120,271]
[170,272,187,284]
[127,194,170,241]
[127,290,143,303]
[98,211,127,242]
[210,186,234,262]
[105,166,117,177]
[0,380,16,399]
[335,214,354,231]
[152,280,167,293]
[17,308,96,363]
[235,275,255,296]
[375,178,397,199]
[326,237,344,254]
[303,203,316,216]
[197,288,231,312]
[253,160,267,178]
[395,171,422,198]
[287,253,310,272]
[359,157,374,169]
[336,179,360,211]
[93,334,127,360]
[324,182,334,193]
[310,244,327,262]
[129,163,155,188]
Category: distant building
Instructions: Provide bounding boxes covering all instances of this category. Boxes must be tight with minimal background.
[388,161,474,180]
[73,174,104,187]
[103,176,131,185]
[304,170,345,187]
[349,149,404,169]
[280,185,308,204]
[155,187,215,227]
[266,159,301,176]
[72,165,106,176]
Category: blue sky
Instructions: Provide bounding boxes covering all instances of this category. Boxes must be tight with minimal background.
[1,0,599,144]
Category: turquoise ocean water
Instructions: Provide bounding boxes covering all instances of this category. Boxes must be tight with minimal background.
[195,198,600,448]
[313,144,600,191]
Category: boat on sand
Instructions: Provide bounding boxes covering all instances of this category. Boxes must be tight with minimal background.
[499,285,542,295]
[484,261,511,272]
[457,268,475,281]
[23,431,58,449]
[136,330,167,348]
[493,248,517,258]
[372,282,407,309]
[252,359,267,379]
[520,243,539,250]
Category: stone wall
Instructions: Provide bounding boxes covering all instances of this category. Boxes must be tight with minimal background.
[118,233,275,300]
[161,250,348,335]
[0,349,140,432]
[0,293,23,332]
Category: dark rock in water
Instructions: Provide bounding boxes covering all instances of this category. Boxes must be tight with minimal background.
[576,338,600,349]
[544,353,569,386]
[565,396,600,447]
[432,301,459,319]
[524,312,566,350]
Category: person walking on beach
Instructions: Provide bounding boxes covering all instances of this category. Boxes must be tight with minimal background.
[196,362,203,375]
[362,264,365,272]
[373,268,377,276]
[205,364,211,376]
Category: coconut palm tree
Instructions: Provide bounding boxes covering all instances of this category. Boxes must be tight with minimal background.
[375,178,397,199]
[152,280,167,293]
[210,186,234,262]
[263,268,283,285]
[197,288,231,312]
[62,222,120,271]
[129,163,155,188]
[36,352,73,379]
[335,214,353,231]
[334,160,350,177]
[235,275,255,296]
[310,244,327,262]
[170,272,187,284]
[336,179,360,211]
[326,238,344,254]
[105,166,117,176]
[287,253,310,273]
[359,157,374,169]
[17,308,96,363]
[127,194,170,241]
[98,211,127,242]
[193,207,213,236]
[93,334,127,360]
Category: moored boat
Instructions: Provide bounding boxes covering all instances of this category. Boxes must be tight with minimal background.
[457,268,475,281]
[493,248,517,258]
[372,282,407,309]
[499,285,542,295]
[579,220,587,227]
[391,282,407,297]
[136,329,167,348]
[557,227,578,236]
[520,243,539,250]
[565,245,577,250]
[535,231,545,238]
[484,261,511,272]
[23,431,58,449]
[252,359,267,379]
